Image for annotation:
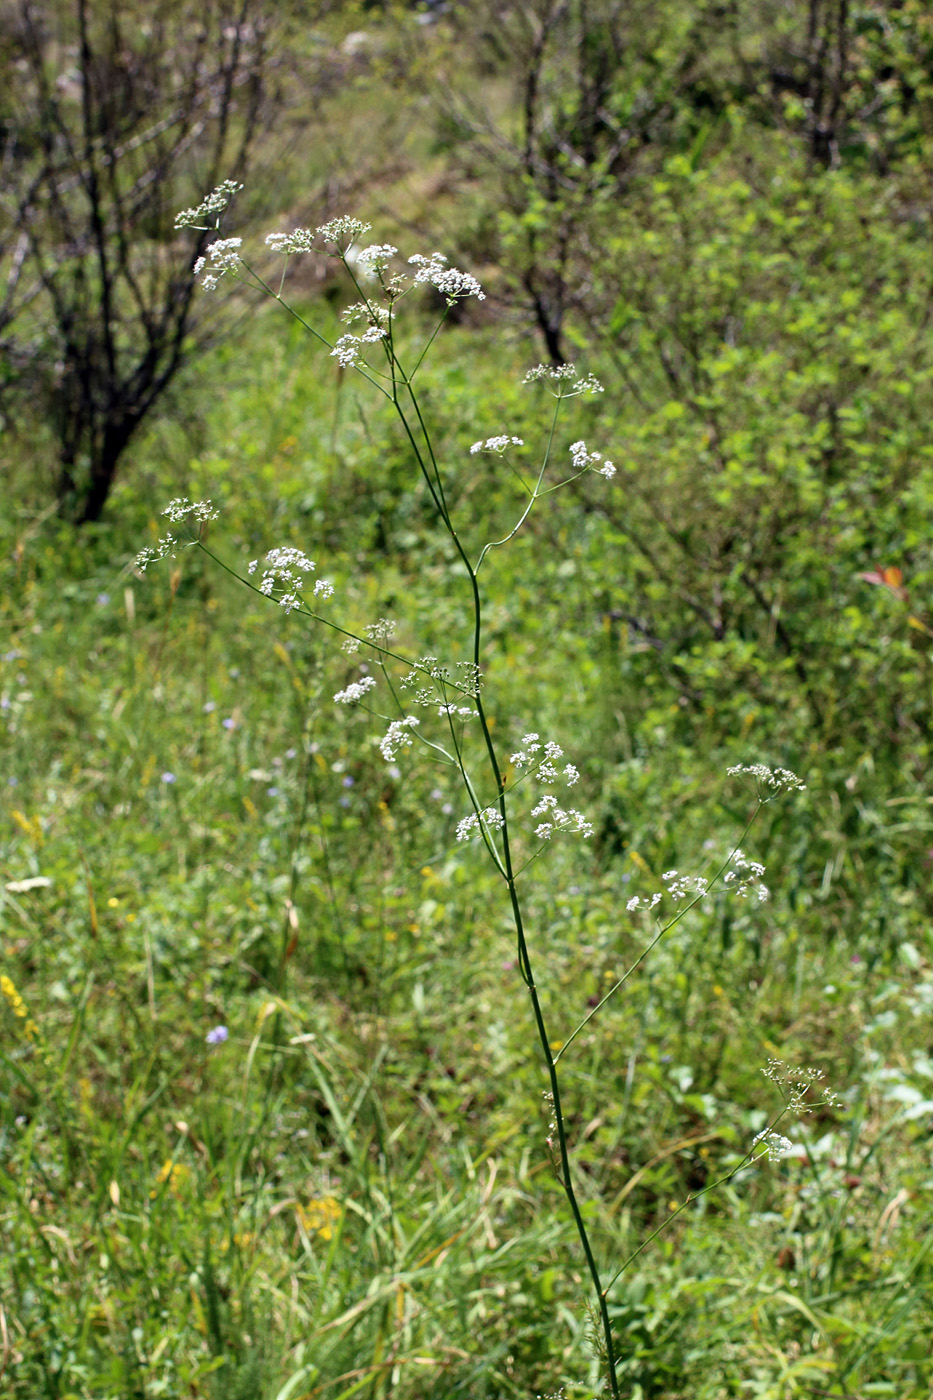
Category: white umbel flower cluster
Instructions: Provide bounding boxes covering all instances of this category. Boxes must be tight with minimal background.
[247,547,332,613]
[182,191,489,317]
[455,731,590,846]
[265,218,376,257]
[192,238,242,291]
[570,440,615,479]
[162,498,218,525]
[762,1058,839,1113]
[400,657,482,702]
[523,364,603,395]
[510,734,578,786]
[470,436,524,455]
[341,302,390,328]
[316,216,373,248]
[659,869,711,901]
[529,794,593,840]
[727,764,806,795]
[626,892,663,913]
[356,244,398,272]
[407,252,485,303]
[330,326,387,368]
[265,228,316,255]
[135,500,218,570]
[456,807,506,843]
[722,849,768,900]
[626,848,769,912]
[175,180,242,229]
[752,1130,795,1163]
[135,537,180,572]
[334,676,378,705]
[379,716,419,761]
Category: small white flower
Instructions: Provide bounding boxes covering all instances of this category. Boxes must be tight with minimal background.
[658,869,711,900]
[193,238,242,290]
[330,334,363,368]
[727,763,806,795]
[135,536,178,571]
[265,547,314,573]
[573,372,604,394]
[379,716,419,761]
[334,676,377,704]
[356,243,398,271]
[523,363,576,385]
[330,327,387,367]
[175,180,242,229]
[137,501,218,571]
[569,441,615,478]
[250,545,319,613]
[161,498,219,525]
[523,364,603,396]
[408,251,485,303]
[470,435,524,454]
[365,618,396,645]
[265,228,316,255]
[342,302,390,327]
[531,801,593,840]
[753,1130,795,1163]
[316,216,372,248]
[456,806,506,842]
[510,734,542,765]
[724,849,769,900]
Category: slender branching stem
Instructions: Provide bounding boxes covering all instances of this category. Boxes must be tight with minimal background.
[389,355,622,1395]
[555,807,763,1064]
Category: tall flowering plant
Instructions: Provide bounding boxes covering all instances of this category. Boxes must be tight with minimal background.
[139,183,817,1394]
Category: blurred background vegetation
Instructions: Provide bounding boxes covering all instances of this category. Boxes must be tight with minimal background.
[3,1,933,1396]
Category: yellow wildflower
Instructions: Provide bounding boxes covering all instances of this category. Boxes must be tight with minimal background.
[296,1195,341,1241]
[151,1159,192,1199]
[1,973,49,1062]
[1,973,27,1018]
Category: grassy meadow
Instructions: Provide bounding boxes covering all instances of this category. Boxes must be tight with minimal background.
[4,4,933,1398]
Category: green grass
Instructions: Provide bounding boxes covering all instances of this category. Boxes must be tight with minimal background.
[6,37,933,1385]
[3,289,933,1398]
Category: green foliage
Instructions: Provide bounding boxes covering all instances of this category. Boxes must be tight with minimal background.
[5,3,933,1393]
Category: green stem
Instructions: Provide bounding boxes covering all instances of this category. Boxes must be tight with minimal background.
[555,806,763,1064]
[475,395,561,572]
[390,362,621,1396]
[603,1108,793,1296]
